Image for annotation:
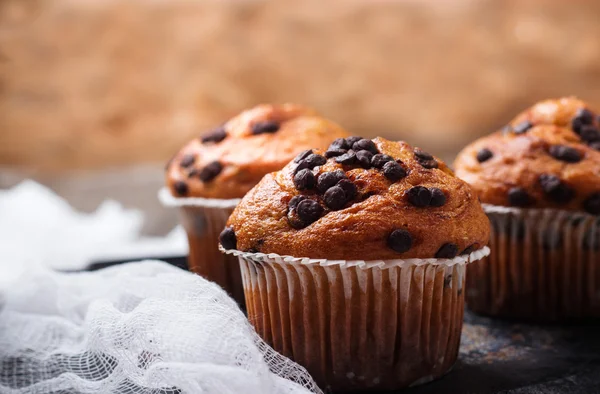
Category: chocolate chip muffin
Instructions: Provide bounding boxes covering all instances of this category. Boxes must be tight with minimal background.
[454,97,600,321]
[160,103,348,305]
[220,136,490,392]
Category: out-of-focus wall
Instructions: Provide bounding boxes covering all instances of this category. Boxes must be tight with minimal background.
[1,0,599,172]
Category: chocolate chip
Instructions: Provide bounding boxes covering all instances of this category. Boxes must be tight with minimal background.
[382,161,407,182]
[387,229,412,253]
[317,170,347,193]
[251,121,280,135]
[335,150,357,165]
[584,193,600,215]
[539,174,575,203]
[352,139,378,154]
[548,145,582,163]
[572,108,595,133]
[325,149,346,158]
[508,187,533,207]
[329,138,350,151]
[356,150,374,168]
[293,168,316,190]
[324,186,348,210]
[174,181,189,196]
[296,199,323,226]
[295,153,327,173]
[430,188,446,207]
[219,227,237,250]
[513,120,533,134]
[288,195,308,210]
[461,244,477,256]
[345,136,363,147]
[179,154,196,168]
[414,148,438,169]
[199,161,223,182]
[371,154,394,169]
[201,126,227,143]
[294,149,313,163]
[406,186,432,207]
[589,141,600,151]
[476,148,493,163]
[580,125,600,143]
[337,179,358,200]
[435,243,459,259]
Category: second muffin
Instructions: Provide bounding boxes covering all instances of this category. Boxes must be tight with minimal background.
[221,136,490,392]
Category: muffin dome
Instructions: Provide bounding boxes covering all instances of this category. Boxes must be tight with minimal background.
[222,137,490,260]
[454,97,600,214]
[165,104,349,199]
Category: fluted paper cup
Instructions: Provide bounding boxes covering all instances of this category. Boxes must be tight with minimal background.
[221,246,490,392]
[467,204,600,321]
[159,188,244,306]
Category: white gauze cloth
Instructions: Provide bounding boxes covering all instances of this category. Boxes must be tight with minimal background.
[0,261,320,394]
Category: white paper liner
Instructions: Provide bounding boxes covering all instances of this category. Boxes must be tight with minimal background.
[220,246,490,269]
[158,187,241,209]
[468,203,600,320]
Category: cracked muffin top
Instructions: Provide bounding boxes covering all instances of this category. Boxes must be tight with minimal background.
[454,97,600,215]
[220,136,490,260]
[165,103,349,199]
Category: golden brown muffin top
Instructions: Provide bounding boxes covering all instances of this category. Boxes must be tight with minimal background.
[165,104,349,199]
[220,137,490,260]
[454,97,600,215]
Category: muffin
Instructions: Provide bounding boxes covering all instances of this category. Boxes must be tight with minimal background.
[160,104,349,305]
[220,136,490,392]
[454,97,600,321]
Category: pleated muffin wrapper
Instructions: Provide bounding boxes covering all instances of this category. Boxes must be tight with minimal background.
[158,187,244,306]
[467,204,600,321]
[221,246,490,392]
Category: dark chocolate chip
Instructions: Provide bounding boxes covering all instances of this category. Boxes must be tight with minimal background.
[317,170,347,193]
[387,229,413,253]
[461,244,477,256]
[251,121,280,135]
[324,186,348,210]
[325,149,347,158]
[180,154,196,168]
[199,161,223,182]
[295,153,327,173]
[329,138,350,151]
[345,136,363,147]
[508,187,533,207]
[335,150,357,165]
[476,148,493,163]
[382,161,407,182]
[539,174,575,203]
[584,193,600,215]
[430,188,447,207]
[294,149,313,163]
[406,186,432,207]
[548,145,582,163]
[173,181,189,196]
[572,108,595,133]
[293,168,316,190]
[219,227,237,250]
[201,126,227,144]
[356,150,374,168]
[296,199,324,226]
[288,195,308,211]
[435,243,459,259]
[352,139,378,154]
[513,120,533,134]
[589,141,600,151]
[371,154,394,169]
[337,179,358,200]
[414,149,438,169]
[580,125,600,143]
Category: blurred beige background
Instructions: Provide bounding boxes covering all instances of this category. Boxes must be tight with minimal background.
[1,0,599,233]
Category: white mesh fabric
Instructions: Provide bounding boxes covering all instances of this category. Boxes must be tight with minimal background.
[0,261,321,394]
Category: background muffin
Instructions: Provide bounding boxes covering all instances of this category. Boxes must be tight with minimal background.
[221,136,490,391]
[162,103,348,305]
[455,97,600,321]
